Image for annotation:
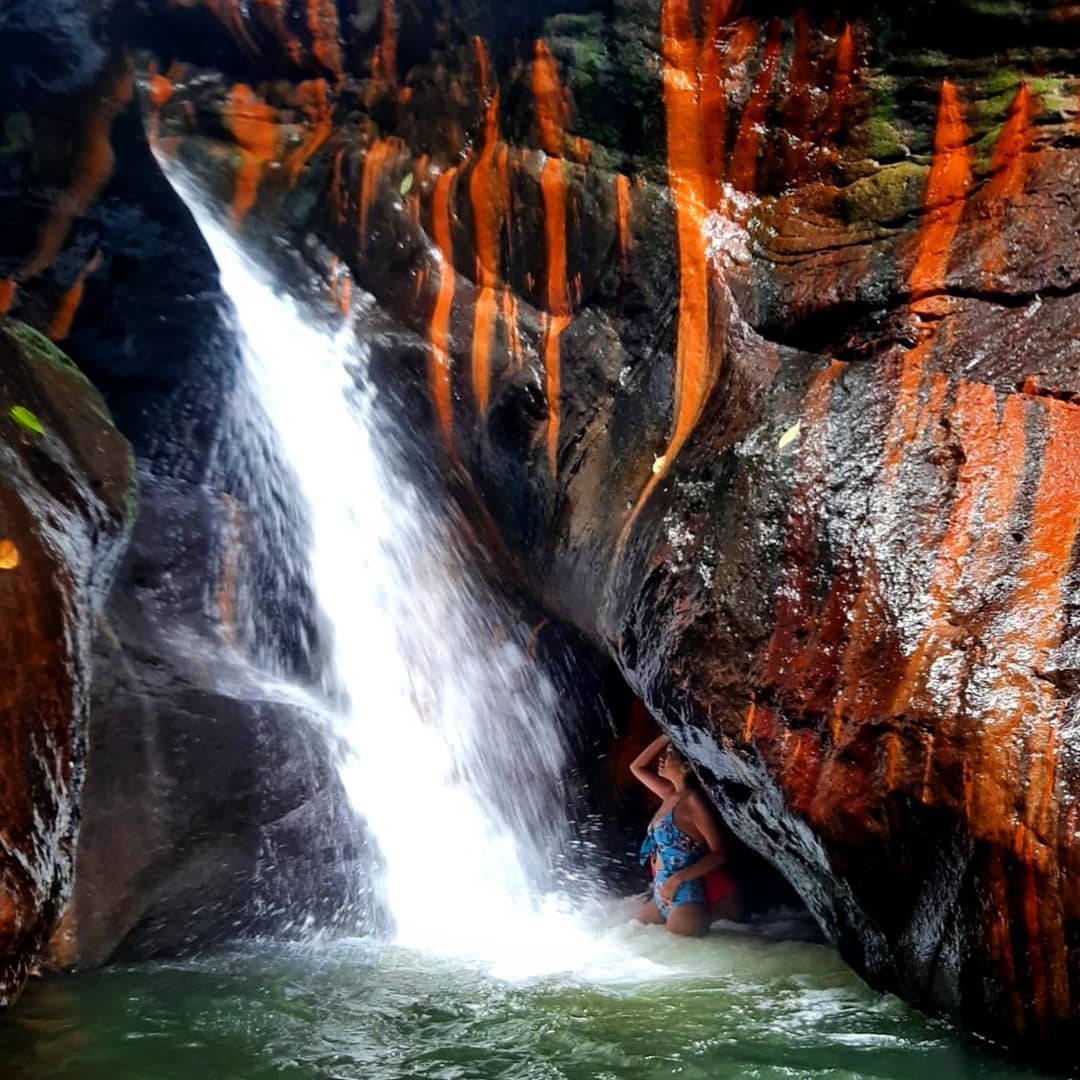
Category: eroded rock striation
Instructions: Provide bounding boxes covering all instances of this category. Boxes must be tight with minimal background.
[0,319,133,1005]
[3,0,1080,1065]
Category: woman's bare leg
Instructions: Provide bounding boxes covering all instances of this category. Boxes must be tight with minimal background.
[666,903,711,937]
[710,895,741,923]
[635,898,664,925]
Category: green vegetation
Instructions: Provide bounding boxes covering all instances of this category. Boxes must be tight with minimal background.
[6,321,83,377]
[9,405,44,436]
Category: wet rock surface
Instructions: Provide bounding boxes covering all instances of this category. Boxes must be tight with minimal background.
[0,318,133,1006]
[51,473,371,968]
[3,0,1080,1067]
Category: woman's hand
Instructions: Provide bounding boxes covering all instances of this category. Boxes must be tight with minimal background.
[630,733,676,799]
[658,873,683,903]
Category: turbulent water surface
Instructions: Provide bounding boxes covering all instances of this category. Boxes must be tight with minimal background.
[1,926,1042,1080]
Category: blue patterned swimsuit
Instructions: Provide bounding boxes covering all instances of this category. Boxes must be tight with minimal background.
[639,799,707,919]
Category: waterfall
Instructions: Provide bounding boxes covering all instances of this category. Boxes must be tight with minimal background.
[170,179,599,969]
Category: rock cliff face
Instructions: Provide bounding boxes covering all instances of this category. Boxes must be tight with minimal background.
[3,0,1080,1066]
[0,319,133,1005]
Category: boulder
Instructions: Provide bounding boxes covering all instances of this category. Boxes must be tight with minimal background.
[136,1,1080,1063]
[0,318,133,1005]
[50,473,372,967]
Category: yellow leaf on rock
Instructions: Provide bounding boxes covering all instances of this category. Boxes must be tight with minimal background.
[778,421,801,452]
[0,540,19,570]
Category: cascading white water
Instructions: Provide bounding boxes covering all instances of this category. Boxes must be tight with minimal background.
[172,180,610,971]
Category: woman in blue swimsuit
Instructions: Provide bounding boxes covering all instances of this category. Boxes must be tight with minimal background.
[631,733,737,936]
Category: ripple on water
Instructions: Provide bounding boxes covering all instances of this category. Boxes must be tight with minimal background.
[0,927,1049,1080]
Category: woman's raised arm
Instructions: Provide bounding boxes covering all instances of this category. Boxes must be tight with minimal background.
[630,733,675,799]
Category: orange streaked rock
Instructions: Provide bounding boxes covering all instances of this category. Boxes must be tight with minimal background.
[47,251,102,342]
[22,66,133,280]
[285,79,333,185]
[728,19,782,192]
[540,154,570,472]
[223,83,279,221]
[981,83,1036,278]
[543,313,572,475]
[429,167,459,440]
[358,137,401,241]
[533,40,569,157]
[909,80,973,300]
[371,0,397,84]
[621,0,716,534]
[306,0,343,77]
[615,174,632,271]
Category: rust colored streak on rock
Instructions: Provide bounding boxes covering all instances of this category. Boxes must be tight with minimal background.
[780,8,814,182]
[216,493,242,648]
[533,40,571,157]
[48,281,86,342]
[285,79,332,185]
[471,293,497,415]
[429,168,459,440]
[0,281,15,315]
[543,314,572,476]
[909,80,973,300]
[828,342,932,739]
[765,361,846,689]
[887,384,1024,716]
[824,23,855,138]
[981,84,1035,279]
[209,0,260,55]
[540,155,570,473]
[618,0,715,540]
[1002,398,1080,661]
[501,290,522,369]
[306,0,343,76]
[615,174,632,271]
[224,83,278,221]
[474,35,490,98]
[23,67,133,280]
[372,0,397,83]
[700,0,735,207]
[728,20,782,192]
[974,400,1080,1030]
[783,728,825,817]
[359,138,398,243]
[48,251,102,342]
[148,73,173,110]
[469,121,507,414]
[255,0,302,63]
[541,157,570,318]
[330,147,346,224]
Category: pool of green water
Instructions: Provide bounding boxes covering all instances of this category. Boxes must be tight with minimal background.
[0,923,1045,1080]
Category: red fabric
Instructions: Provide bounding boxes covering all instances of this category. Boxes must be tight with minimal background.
[705,868,736,904]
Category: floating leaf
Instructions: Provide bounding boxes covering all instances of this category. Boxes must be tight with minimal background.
[777,420,801,451]
[399,172,414,196]
[10,405,43,435]
[0,539,19,570]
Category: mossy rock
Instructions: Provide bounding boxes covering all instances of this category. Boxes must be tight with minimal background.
[0,317,137,529]
[836,161,929,226]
